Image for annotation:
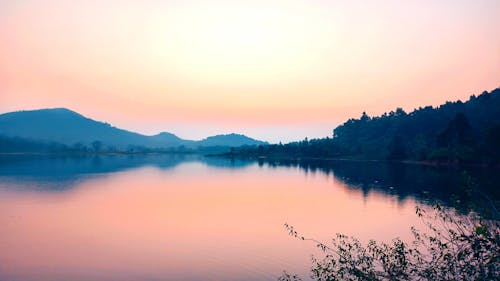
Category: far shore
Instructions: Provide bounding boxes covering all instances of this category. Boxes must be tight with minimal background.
[2,151,499,169]
[212,154,500,169]
[0,151,197,156]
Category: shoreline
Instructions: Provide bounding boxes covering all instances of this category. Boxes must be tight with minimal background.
[2,151,499,169]
[212,154,500,169]
[0,151,198,156]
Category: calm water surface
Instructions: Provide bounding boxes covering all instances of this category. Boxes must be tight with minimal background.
[0,155,497,281]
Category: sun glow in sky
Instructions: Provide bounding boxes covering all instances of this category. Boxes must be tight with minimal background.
[1,0,499,142]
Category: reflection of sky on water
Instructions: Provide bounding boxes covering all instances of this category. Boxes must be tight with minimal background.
[0,158,422,281]
[0,154,497,281]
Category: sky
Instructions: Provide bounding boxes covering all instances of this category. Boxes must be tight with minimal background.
[0,0,499,143]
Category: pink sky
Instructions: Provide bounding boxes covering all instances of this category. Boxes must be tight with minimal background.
[1,0,499,142]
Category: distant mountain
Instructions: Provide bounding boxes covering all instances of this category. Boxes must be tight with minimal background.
[0,108,266,152]
[150,132,191,147]
[0,108,153,149]
[198,134,267,147]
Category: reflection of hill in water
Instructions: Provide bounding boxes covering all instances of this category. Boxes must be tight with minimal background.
[261,158,499,215]
[0,154,255,190]
[1,155,498,213]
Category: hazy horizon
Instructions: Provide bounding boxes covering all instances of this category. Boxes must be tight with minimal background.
[0,86,498,143]
[1,0,499,142]
[1,2,499,279]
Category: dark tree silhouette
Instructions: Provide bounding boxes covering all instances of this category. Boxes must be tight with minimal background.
[387,135,407,160]
[229,88,500,165]
[91,140,102,152]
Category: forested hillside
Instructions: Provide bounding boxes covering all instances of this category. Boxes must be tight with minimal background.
[231,88,500,165]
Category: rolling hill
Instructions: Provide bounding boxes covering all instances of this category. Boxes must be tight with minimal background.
[0,108,267,151]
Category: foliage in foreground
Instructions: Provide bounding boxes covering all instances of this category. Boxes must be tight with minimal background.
[279,204,499,281]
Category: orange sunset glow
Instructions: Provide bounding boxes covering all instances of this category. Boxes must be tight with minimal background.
[1,1,499,280]
[1,0,499,141]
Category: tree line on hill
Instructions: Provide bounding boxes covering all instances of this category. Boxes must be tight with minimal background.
[230,88,500,165]
[0,135,240,155]
[0,107,266,154]
[0,135,174,154]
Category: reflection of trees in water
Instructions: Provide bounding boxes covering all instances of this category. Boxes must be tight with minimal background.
[261,159,499,217]
[1,155,498,216]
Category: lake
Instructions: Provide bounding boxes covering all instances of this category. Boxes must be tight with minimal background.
[0,154,498,281]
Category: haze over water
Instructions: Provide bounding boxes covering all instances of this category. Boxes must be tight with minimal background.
[2,155,494,281]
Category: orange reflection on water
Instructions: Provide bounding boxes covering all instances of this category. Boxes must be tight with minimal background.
[0,163,423,281]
